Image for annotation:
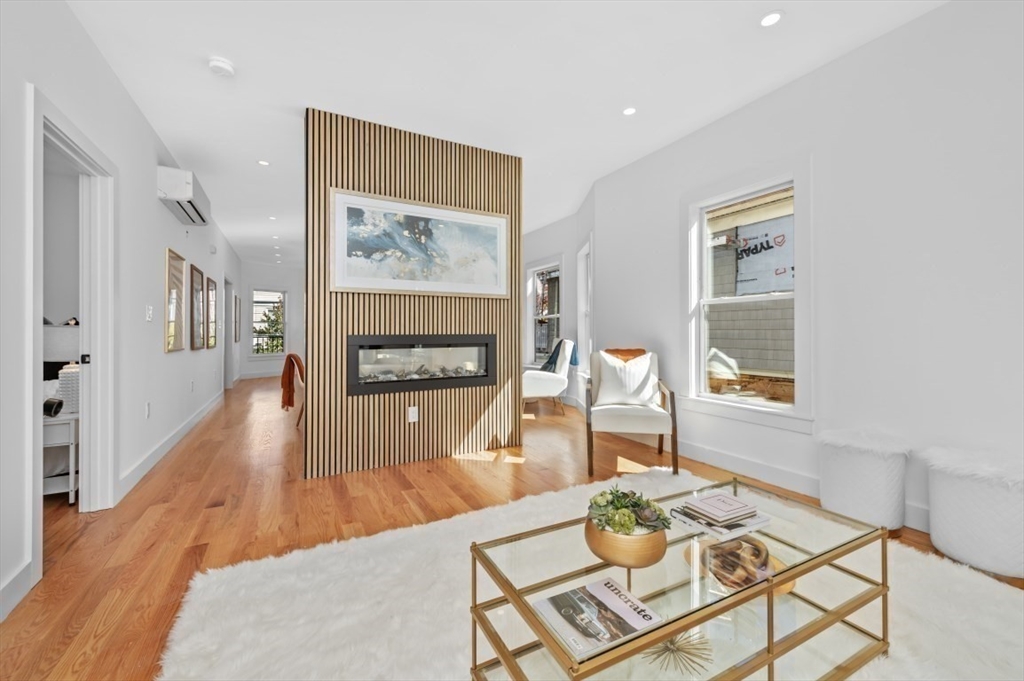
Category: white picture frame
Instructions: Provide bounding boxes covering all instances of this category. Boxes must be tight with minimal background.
[331,189,509,297]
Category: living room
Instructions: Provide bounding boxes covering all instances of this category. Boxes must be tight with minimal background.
[1,1,1021,679]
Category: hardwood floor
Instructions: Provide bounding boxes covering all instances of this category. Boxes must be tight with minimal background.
[0,378,1018,680]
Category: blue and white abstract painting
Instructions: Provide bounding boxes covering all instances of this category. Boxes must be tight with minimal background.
[333,192,507,296]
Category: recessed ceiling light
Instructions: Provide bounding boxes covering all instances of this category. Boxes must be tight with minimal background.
[760,11,783,27]
[269,216,276,220]
[257,160,270,166]
[623,107,637,116]
[272,235,279,239]
[208,57,235,77]
[274,246,280,250]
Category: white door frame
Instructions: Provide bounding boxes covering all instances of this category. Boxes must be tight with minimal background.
[30,86,118,583]
[575,239,593,373]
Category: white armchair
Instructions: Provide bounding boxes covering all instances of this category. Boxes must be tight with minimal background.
[522,338,575,414]
[586,349,678,476]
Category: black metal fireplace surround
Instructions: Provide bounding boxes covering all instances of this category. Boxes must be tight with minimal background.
[347,334,497,396]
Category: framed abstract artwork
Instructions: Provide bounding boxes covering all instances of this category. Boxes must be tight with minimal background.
[207,277,217,349]
[190,264,205,350]
[234,295,241,343]
[164,249,186,352]
[331,189,508,297]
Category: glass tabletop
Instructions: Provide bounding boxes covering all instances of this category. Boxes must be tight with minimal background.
[474,480,880,670]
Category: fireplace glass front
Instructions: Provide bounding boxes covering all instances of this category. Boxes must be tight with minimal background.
[347,334,496,395]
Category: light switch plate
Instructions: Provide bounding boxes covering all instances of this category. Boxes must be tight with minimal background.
[408,406,419,423]
[146,305,153,322]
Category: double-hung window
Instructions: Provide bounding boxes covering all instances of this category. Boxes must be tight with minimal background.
[699,184,795,405]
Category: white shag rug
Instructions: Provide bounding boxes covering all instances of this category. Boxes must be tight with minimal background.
[160,469,1024,680]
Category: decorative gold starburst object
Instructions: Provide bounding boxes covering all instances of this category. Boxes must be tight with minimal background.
[641,630,713,676]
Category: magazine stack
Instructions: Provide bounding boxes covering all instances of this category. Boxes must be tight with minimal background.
[671,492,770,542]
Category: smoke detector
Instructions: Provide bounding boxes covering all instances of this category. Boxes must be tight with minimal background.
[208,57,235,77]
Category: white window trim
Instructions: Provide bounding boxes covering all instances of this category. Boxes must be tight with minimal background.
[683,166,813,433]
[250,288,287,359]
[524,259,562,366]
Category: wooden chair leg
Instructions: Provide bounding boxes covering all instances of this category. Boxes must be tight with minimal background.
[555,397,565,415]
[658,434,664,455]
[587,425,595,477]
[671,426,679,476]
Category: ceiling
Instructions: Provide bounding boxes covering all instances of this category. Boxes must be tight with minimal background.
[67,0,943,267]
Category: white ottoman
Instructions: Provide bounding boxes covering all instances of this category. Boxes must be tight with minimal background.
[817,429,911,531]
[922,447,1024,578]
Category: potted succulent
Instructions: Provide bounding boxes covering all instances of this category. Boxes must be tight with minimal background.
[584,487,671,568]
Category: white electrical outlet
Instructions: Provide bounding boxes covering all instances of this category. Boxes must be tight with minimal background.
[408,406,419,423]
[145,402,151,419]
[145,305,153,322]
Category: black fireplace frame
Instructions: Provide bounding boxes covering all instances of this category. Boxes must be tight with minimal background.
[347,333,497,396]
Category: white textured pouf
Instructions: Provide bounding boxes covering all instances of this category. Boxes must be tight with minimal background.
[817,429,911,531]
[922,447,1024,578]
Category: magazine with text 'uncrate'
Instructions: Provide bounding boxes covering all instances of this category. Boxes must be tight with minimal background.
[532,578,662,660]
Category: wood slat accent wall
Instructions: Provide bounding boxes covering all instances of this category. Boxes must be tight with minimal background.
[305,109,522,477]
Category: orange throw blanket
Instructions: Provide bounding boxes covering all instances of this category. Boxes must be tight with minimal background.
[281,353,305,410]
[603,348,647,362]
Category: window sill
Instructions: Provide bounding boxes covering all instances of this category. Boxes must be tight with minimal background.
[678,394,813,434]
[249,353,285,361]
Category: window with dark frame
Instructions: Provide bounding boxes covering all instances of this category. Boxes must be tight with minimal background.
[532,266,560,363]
[252,290,285,355]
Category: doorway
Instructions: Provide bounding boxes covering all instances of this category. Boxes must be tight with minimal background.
[577,237,593,393]
[31,88,117,586]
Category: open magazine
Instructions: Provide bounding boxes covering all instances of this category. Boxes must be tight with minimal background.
[532,578,662,659]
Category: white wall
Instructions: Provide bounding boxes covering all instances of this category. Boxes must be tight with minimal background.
[0,0,242,619]
[43,171,80,324]
[239,262,305,379]
[534,1,1024,530]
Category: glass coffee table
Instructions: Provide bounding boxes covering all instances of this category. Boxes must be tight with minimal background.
[470,479,889,680]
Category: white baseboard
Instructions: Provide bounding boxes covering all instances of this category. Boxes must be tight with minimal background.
[0,561,33,621]
[116,392,224,502]
[679,438,820,499]
[905,501,929,533]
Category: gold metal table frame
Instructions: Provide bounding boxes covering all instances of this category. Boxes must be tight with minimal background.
[470,479,889,681]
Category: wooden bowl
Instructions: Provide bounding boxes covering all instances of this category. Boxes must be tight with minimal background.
[584,520,667,569]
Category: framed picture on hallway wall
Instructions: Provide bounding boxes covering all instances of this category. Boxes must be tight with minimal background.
[330,189,509,297]
[206,277,217,349]
[234,295,241,343]
[190,264,205,350]
[164,249,186,352]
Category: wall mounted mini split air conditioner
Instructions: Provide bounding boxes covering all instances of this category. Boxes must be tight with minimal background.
[157,166,211,226]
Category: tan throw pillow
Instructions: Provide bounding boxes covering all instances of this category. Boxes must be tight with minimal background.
[594,351,659,406]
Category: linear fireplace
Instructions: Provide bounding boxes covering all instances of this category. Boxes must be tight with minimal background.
[347,334,497,395]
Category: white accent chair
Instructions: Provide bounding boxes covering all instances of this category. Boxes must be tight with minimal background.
[522,339,575,414]
[586,350,678,476]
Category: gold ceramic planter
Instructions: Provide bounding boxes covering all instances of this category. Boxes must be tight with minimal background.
[584,520,667,568]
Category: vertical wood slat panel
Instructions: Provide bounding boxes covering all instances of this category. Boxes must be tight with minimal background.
[304,109,522,476]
